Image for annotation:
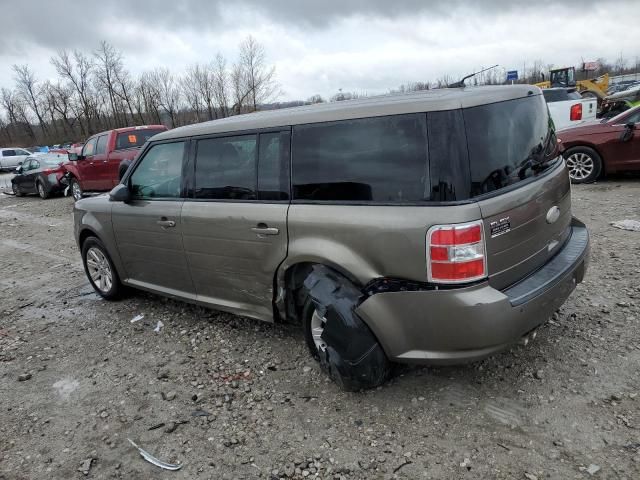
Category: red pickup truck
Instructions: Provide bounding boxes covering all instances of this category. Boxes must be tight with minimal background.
[65,125,167,200]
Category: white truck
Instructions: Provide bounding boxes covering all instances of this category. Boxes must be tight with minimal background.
[542,88,597,131]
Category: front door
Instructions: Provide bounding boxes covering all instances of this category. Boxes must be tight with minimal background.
[91,134,112,190]
[112,140,195,297]
[77,137,99,190]
[606,109,640,171]
[181,130,290,321]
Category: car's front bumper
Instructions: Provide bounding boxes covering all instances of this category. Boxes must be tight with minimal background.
[355,218,590,364]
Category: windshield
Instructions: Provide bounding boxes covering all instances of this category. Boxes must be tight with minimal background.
[608,105,640,124]
[116,128,166,150]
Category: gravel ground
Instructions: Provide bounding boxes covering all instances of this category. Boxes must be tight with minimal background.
[0,173,639,480]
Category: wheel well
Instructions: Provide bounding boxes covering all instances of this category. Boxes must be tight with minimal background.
[78,229,97,250]
[281,262,361,324]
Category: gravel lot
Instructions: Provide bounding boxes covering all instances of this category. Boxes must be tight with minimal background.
[0,173,639,480]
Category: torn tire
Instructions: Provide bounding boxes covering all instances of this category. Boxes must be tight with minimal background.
[301,265,391,391]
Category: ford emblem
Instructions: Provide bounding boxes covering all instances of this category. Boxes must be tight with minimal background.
[546,206,560,224]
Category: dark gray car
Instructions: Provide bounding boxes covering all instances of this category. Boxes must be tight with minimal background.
[73,85,590,390]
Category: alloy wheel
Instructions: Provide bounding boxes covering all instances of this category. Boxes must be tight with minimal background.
[86,247,113,293]
[72,181,82,201]
[566,152,594,181]
[37,183,45,198]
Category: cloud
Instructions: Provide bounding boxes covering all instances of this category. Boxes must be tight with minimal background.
[0,0,637,101]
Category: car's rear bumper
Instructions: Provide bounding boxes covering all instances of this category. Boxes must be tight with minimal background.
[355,217,590,364]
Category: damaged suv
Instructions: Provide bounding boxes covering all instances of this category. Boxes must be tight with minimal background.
[74,85,590,390]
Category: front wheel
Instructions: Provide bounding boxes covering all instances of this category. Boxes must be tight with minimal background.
[36,181,50,199]
[70,177,83,201]
[564,146,603,184]
[300,265,391,391]
[81,237,122,300]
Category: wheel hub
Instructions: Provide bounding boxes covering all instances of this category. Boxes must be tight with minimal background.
[566,153,594,180]
[86,247,113,293]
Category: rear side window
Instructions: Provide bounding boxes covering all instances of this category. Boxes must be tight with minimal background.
[116,129,166,150]
[95,135,108,155]
[427,110,471,201]
[463,95,554,197]
[2,150,15,157]
[258,132,289,200]
[292,114,429,202]
[194,135,257,200]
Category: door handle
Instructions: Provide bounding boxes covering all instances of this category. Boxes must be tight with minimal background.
[251,225,280,235]
[157,218,176,228]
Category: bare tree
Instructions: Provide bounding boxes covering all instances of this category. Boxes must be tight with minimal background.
[212,53,230,118]
[238,36,279,111]
[51,49,95,135]
[182,65,204,123]
[12,64,48,138]
[94,41,127,128]
[150,68,181,127]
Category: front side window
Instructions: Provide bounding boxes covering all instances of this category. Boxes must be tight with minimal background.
[16,149,30,156]
[292,114,429,202]
[82,138,97,157]
[194,135,257,200]
[130,142,185,199]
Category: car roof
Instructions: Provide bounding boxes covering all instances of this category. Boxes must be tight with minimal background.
[154,85,541,141]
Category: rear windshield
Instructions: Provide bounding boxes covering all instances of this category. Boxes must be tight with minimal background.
[116,129,165,150]
[290,94,556,203]
[464,95,556,198]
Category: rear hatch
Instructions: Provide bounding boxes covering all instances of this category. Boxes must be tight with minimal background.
[462,94,572,290]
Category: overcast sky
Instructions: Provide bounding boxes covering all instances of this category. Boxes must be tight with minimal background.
[0,0,638,100]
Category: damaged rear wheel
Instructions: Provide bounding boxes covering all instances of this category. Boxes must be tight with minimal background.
[300,265,391,391]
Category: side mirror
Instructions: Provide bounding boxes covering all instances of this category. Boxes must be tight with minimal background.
[109,183,131,203]
[68,152,79,161]
[15,166,22,174]
[620,123,635,142]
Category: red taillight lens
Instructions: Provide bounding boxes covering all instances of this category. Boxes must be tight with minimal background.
[427,221,487,283]
[570,103,582,121]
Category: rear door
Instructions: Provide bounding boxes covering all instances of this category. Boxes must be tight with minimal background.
[463,95,572,290]
[112,140,195,297]
[181,130,290,321]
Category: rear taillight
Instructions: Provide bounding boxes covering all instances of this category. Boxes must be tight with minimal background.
[427,221,487,284]
[570,103,582,121]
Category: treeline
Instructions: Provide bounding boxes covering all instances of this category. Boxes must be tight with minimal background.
[0,36,279,147]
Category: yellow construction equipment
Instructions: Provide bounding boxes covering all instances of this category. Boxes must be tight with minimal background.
[534,66,609,100]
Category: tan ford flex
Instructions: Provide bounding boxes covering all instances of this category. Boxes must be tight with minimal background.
[73,85,590,390]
